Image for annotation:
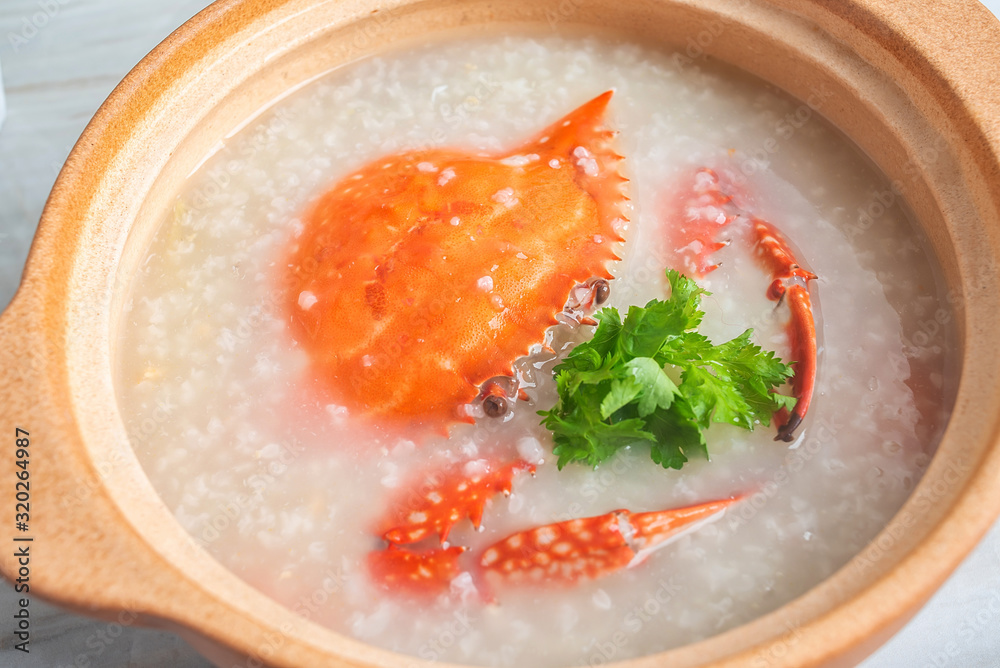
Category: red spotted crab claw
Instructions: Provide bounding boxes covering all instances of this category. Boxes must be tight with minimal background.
[367,544,467,596]
[377,460,535,546]
[283,91,627,433]
[664,167,818,442]
[366,456,739,596]
[367,459,534,595]
[479,497,740,586]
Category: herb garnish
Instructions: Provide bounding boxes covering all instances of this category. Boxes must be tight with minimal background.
[539,270,795,470]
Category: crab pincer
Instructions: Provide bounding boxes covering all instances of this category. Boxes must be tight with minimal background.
[367,460,534,595]
[663,167,818,441]
[378,460,535,545]
[749,217,817,441]
[479,497,740,586]
[367,544,467,595]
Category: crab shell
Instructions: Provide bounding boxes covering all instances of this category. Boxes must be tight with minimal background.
[283,91,628,431]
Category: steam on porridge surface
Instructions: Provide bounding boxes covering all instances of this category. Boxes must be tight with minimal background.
[117,30,953,667]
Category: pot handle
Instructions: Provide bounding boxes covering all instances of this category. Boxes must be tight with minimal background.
[0,278,379,665]
[0,285,353,668]
[0,290,187,621]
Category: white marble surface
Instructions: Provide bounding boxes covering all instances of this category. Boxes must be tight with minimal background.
[0,1,998,666]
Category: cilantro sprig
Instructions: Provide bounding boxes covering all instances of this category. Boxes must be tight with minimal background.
[539,270,795,470]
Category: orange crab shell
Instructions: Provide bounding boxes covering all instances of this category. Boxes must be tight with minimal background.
[283,91,628,431]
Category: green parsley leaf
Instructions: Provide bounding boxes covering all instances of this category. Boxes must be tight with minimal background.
[600,377,643,419]
[587,307,623,359]
[624,357,679,417]
[539,269,794,470]
[644,404,706,469]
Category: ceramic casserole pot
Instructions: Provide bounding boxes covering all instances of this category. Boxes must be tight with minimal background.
[2,0,1000,666]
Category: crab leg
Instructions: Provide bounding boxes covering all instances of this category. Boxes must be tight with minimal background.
[773,283,816,440]
[479,497,739,586]
[750,217,818,441]
[665,167,817,441]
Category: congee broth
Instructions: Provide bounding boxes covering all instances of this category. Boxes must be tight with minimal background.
[117,30,954,666]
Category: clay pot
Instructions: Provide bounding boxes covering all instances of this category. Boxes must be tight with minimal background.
[2,1,999,666]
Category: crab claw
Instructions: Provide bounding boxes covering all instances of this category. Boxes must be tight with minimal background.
[479,497,739,586]
[662,167,734,277]
[663,167,818,442]
[746,217,817,442]
[367,544,466,595]
[379,460,535,546]
[774,282,816,441]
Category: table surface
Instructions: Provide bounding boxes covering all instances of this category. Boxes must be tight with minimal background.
[1,1,999,666]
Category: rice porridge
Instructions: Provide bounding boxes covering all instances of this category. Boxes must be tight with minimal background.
[116,31,954,666]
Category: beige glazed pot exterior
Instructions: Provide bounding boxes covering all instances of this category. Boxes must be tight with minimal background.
[2,0,1000,666]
